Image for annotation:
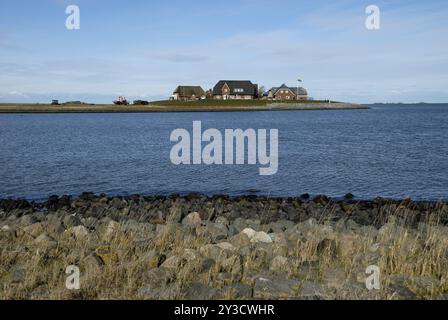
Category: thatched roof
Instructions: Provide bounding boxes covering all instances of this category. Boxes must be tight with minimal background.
[173,86,205,97]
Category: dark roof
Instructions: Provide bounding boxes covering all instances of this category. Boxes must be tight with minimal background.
[173,86,205,97]
[265,84,308,96]
[213,80,257,96]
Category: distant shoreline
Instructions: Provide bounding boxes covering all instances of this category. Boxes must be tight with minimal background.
[0,102,368,113]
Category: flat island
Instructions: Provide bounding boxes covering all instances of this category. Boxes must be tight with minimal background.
[0,100,368,113]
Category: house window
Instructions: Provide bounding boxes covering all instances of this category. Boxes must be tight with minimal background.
[234,88,244,93]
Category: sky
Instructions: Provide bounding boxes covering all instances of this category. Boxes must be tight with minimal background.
[0,0,447,104]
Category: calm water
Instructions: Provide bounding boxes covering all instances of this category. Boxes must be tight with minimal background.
[0,104,447,201]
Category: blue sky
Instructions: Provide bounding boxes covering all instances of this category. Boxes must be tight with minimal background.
[0,0,447,103]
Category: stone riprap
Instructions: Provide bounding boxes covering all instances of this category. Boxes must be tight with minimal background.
[0,193,447,300]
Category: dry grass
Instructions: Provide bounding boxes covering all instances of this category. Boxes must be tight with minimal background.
[0,204,447,300]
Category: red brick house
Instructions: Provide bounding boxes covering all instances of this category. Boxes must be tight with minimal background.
[264,84,308,100]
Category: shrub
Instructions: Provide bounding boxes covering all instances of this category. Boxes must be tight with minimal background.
[133,100,149,105]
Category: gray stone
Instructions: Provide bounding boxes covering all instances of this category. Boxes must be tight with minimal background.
[233,218,247,233]
[269,256,296,274]
[83,253,105,269]
[269,220,295,233]
[253,276,300,299]
[10,266,26,284]
[182,212,202,227]
[67,225,90,239]
[196,222,228,242]
[229,232,251,248]
[161,255,186,271]
[251,231,273,244]
[323,268,347,289]
[221,283,253,299]
[20,215,39,227]
[63,215,82,228]
[182,283,221,300]
[300,281,326,300]
[215,216,229,227]
[34,234,57,248]
[141,267,175,288]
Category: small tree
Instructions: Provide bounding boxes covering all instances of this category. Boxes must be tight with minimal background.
[133,100,149,105]
[258,86,266,99]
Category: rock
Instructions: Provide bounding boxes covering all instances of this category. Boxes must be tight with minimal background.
[251,231,273,244]
[182,249,202,262]
[216,242,236,251]
[344,193,355,200]
[300,193,310,200]
[269,233,288,245]
[138,284,179,300]
[20,215,39,227]
[388,274,417,300]
[141,250,166,269]
[323,268,346,289]
[34,234,57,248]
[182,212,202,227]
[200,244,232,261]
[300,281,326,299]
[82,217,100,230]
[268,220,295,233]
[215,216,229,227]
[29,285,50,299]
[253,276,300,299]
[221,283,253,299]
[1,225,16,240]
[246,219,261,231]
[233,218,248,233]
[63,215,82,228]
[411,276,440,295]
[141,267,175,288]
[182,283,221,300]
[196,222,228,242]
[160,255,186,271]
[269,256,296,274]
[66,225,90,239]
[10,266,26,284]
[287,218,317,235]
[109,197,127,210]
[229,233,251,248]
[83,253,105,269]
[241,228,257,239]
[240,228,272,243]
[313,195,330,205]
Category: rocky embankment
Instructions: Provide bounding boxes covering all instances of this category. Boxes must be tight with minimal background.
[1,193,447,300]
